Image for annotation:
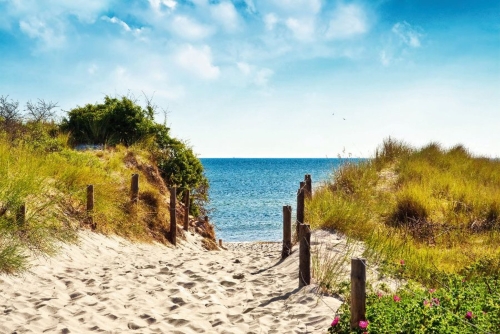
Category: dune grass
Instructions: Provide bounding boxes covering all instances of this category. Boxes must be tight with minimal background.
[311,139,500,332]
[0,137,184,273]
[308,138,500,285]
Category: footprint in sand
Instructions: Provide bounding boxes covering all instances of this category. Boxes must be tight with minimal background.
[69,292,84,300]
[220,280,236,287]
[128,322,144,330]
[177,282,196,289]
[140,313,157,324]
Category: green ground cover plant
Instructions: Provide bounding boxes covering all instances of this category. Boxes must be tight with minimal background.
[307,138,500,332]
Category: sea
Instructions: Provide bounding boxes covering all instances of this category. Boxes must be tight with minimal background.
[200,158,344,242]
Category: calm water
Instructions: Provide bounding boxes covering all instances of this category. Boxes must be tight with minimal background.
[201,158,343,242]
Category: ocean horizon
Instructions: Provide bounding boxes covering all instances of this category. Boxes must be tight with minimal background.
[201,158,356,242]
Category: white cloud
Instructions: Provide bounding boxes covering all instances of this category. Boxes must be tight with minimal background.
[149,0,177,12]
[392,21,422,48]
[176,45,220,79]
[101,16,131,31]
[326,4,368,40]
[264,13,278,31]
[236,62,274,86]
[101,16,146,38]
[211,1,239,31]
[286,17,315,41]
[171,16,214,40]
[19,16,65,49]
[237,62,252,75]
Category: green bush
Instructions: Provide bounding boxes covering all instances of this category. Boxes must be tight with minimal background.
[62,95,209,214]
[61,96,158,146]
[328,274,500,333]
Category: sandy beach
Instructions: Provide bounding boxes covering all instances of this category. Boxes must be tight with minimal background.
[0,230,346,333]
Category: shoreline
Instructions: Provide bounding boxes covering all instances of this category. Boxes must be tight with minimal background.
[0,230,343,333]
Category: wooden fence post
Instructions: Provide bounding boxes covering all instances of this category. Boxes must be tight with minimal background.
[16,203,26,226]
[87,185,94,229]
[170,186,177,246]
[304,174,312,200]
[298,223,311,287]
[350,258,367,330]
[282,205,292,259]
[219,239,223,248]
[296,181,305,239]
[183,189,190,231]
[131,174,139,203]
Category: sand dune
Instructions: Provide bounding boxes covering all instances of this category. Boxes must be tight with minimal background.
[0,231,344,333]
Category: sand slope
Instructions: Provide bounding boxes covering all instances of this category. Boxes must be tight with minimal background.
[0,231,343,333]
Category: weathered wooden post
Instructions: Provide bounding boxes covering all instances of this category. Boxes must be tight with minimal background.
[304,174,312,200]
[131,174,139,203]
[170,186,177,246]
[183,189,190,231]
[282,205,292,259]
[296,181,305,238]
[350,258,367,330]
[87,184,94,228]
[16,203,26,226]
[219,239,223,248]
[298,223,311,287]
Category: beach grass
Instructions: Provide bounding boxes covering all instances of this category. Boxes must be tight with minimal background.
[311,138,500,333]
[0,136,181,273]
[307,138,500,285]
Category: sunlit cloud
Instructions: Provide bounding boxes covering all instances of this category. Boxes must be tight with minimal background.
[326,4,368,40]
[286,17,315,41]
[19,16,66,49]
[264,13,278,31]
[237,62,274,86]
[101,16,132,32]
[392,21,423,48]
[176,44,220,80]
[210,1,240,32]
[171,15,214,40]
[149,0,177,13]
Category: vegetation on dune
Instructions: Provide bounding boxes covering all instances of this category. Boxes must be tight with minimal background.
[309,138,500,281]
[308,138,500,333]
[0,94,212,273]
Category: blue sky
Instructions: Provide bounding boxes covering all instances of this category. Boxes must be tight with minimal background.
[0,0,499,157]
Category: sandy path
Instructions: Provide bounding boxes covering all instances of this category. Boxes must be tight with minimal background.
[0,231,343,333]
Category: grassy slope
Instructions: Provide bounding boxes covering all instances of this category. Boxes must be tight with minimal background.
[0,137,214,273]
[307,138,500,284]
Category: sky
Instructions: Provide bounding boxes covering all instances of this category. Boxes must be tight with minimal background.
[0,0,499,158]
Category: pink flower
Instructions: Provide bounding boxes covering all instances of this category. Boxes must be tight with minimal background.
[393,295,401,302]
[377,292,383,298]
[359,320,369,330]
[432,298,440,306]
[331,316,340,326]
[399,259,405,265]
[423,300,431,307]
[465,311,473,320]
[428,288,436,294]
